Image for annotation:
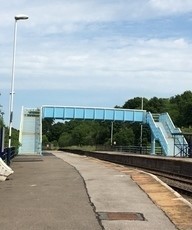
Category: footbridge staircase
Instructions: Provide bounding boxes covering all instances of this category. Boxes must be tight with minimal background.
[147,112,188,156]
[18,106,188,157]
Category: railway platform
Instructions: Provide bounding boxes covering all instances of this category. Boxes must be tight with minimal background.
[0,151,191,230]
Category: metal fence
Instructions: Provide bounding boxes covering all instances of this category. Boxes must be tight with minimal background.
[95,145,164,155]
[1,147,16,166]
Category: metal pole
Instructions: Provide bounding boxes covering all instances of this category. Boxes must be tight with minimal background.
[140,97,143,153]
[8,15,28,149]
[110,121,113,146]
[8,20,17,148]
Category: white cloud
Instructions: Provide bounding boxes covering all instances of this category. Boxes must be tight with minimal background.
[2,0,192,31]
[3,35,190,96]
[150,0,192,13]
[1,0,192,125]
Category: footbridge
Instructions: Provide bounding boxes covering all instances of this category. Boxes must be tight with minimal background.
[18,106,188,157]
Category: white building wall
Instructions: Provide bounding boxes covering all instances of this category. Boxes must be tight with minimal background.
[19,107,41,155]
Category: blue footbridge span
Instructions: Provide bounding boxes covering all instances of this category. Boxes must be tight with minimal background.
[18,106,188,157]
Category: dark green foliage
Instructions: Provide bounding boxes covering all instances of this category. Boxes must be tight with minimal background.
[51,121,111,147]
[0,107,4,128]
[113,126,134,146]
[0,118,3,128]
[169,91,192,127]
[58,132,72,147]
[42,134,49,146]
[123,97,144,109]
[4,127,19,148]
[0,105,19,148]
[145,97,168,113]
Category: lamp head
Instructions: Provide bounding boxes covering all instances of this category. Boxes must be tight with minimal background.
[15,14,29,20]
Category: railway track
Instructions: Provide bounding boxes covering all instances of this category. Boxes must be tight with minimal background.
[134,168,192,192]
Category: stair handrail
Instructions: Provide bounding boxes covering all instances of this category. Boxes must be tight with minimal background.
[159,113,188,146]
[146,112,168,155]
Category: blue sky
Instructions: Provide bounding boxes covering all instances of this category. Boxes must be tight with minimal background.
[1,0,192,129]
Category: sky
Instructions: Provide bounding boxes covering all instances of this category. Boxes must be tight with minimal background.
[1,0,192,129]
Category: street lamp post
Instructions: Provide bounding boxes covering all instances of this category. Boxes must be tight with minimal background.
[8,14,28,149]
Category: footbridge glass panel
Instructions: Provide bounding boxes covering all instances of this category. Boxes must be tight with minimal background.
[42,106,147,123]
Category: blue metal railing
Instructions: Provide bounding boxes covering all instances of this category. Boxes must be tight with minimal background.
[159,113,178,136]
[1,147,16,166]
[159,113,188,156]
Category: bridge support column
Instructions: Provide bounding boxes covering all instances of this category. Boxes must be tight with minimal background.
[151,133,155,155]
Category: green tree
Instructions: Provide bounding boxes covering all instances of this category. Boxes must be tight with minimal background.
[4,127,19,148]
[123,97,147,110]
[42,134,49,147]
[58,133,72,147]
[42,118,54,141]
[94,121,111,145]
[146,97,168,113]
[170,90,192,127]
[0,117,3,128]
[113,127,134,145]
[71,125,86,146]
[50,122,65,141]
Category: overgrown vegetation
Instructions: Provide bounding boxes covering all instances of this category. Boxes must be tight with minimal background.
[42,90,192,150]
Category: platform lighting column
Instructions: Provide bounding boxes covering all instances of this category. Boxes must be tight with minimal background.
[8,14,29,149]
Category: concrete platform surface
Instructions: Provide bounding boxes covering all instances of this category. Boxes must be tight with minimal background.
[1,151,191,229]
[0,152,102,230]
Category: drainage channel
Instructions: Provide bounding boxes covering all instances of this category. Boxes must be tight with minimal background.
[97,212,146,221]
